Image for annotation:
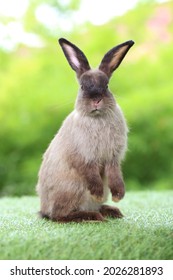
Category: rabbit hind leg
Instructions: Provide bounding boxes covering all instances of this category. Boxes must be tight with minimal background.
[99,205,124,218]
[55,211,106,223]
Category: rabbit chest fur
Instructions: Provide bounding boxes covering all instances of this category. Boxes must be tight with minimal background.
[69,104,127,163]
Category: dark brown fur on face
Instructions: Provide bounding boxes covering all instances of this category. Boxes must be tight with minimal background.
[80,71,109,99]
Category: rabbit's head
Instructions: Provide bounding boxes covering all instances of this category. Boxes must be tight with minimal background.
[59,38,134,116]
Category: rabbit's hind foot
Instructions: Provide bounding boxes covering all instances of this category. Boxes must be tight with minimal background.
[55,211,106,223]
[99,205,124,218]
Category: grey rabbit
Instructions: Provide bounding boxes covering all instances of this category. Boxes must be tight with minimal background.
[36,38,134,222]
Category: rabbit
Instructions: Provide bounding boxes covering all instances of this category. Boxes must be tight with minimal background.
[36,38,134,222]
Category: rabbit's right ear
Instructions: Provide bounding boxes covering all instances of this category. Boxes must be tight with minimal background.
[99,40,134,78]
[59,38,91,78]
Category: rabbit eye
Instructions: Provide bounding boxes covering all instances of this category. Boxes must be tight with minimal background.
[81,85,84,90]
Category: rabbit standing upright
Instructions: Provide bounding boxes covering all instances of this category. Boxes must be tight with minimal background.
[36,38,134,222]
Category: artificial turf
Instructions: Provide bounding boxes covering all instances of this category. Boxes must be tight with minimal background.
[0,191,172,260]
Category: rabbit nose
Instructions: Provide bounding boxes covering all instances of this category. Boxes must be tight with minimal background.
[93,98,102,105]
[93,98,103,108]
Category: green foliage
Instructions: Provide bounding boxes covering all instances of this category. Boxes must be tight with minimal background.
[0,1,173,195]
[0,191,173,259]
[0,46,74,195]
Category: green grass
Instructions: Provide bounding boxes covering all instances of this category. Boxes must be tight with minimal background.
[0,191,173,260]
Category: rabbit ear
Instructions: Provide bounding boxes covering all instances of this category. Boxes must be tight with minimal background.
[59,38,91,78]
[99,40,134,78]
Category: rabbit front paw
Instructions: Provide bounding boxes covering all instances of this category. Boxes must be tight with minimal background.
[111,177,125,202]
[89,186,104,203]
[91,194,104,203]
[88,179,104,203]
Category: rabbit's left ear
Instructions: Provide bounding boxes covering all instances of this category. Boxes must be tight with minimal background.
[99,40,134,78]
[59,38,91,78]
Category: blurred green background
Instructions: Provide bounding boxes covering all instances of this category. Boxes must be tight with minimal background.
[0,0,172,196]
